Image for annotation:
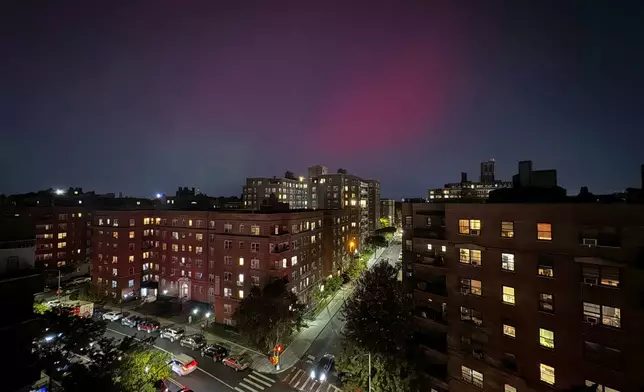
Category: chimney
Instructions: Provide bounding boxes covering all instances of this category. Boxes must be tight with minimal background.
[461,172,468,183]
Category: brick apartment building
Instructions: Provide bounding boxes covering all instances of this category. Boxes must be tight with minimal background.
[403,201,644,392]
[90,206,345,324]
[30,205,92,270]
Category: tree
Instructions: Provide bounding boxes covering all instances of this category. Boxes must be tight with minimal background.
[117,342,171,392]
[74,282,108,303]
[375,226,396,235]
[366,235,388,249]
[379,217,391,229]
[233,277,306,351]
[33,302,49,315]
[344,256,367,282]
[341,260,413,359]
[312,275,343,303]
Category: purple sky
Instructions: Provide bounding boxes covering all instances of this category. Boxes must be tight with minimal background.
[2,1,643,198]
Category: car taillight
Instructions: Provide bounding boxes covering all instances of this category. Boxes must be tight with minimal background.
[182,360,197,370]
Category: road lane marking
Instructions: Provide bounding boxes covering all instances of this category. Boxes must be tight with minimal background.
[307,355,316,360]
[250,371,274,384]
[166,378,185,389]
[107,327,236,391]
[300,377,312,390]
[239,380,263,391]
[247,374,273,388]
[290,369,304,384]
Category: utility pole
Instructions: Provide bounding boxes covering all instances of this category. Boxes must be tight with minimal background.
[368,351,371,392]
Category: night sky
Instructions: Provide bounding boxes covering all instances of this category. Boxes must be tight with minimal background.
[2,1,643,199]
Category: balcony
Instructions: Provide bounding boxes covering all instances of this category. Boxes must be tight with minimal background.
[413,252,445,268]
[414,330,447,360]
[414,277,447,297]
[413,306,448,332]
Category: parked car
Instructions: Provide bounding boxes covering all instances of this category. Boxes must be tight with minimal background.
[138,319,161,333]
[68,276,91,285]
[121,315,143,328]
[159,326,185,342]
[179,334,207,350]
[310,354,335,382]
[201,344,229,362]
[93,306,108,319]
[102,311,123,322]
[169,354,198,376]
[222,355,250,372]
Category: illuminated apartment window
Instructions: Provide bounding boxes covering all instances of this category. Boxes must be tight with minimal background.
[57,232,67,239]
[441,245,446,252]
[129,231,135,239]
[427,244,432,251]
[112,256,118,263]
[57,242,67,249]
[291,256,298,266]
[238,290,244,299]
[172,244,178,252]
[458,219,481,235]
[502,286,515,305]
[537,223,552,241]
[538,255,555,277]
[539,328,555,348]
[188,219,193,227]
[503,324,516,337]
[459,249,481,266]
[501,221,514,238]
[239,257,244,266]
[501,253,515,271]
[460,278,482,296]
[461,366,483,388]
[505,385,517,392]
[128,256,134,263]
[540,363,555,385]
[196,233,203,241]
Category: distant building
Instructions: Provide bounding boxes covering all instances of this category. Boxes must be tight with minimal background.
[512,160,558,188]
[380,199,395,227]
[429,169,513,202]
[480,159,495,182]
[242,173,308,209]
[367,180,381,231]
[308,165,328,178]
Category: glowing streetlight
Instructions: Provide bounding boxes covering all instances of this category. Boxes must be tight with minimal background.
[54,189,66,195]
[155,193,162,199]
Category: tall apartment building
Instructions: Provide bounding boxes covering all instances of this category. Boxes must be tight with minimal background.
[367,179,381,232]
[380,198,395,227]
[29,205,92,270]
[323,209,352,276]
[90,206,331,324]
[429,160,513,201]
[308,168,372,248]
[403,200,644,392]
[242,173,308,209]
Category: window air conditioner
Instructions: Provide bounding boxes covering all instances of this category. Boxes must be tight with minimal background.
[582,238,598,247]
[470,229,480,235]
[583,277,598,285]
[584,316,598,325]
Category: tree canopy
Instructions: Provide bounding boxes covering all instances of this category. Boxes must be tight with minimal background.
[365,235,388,249]
[375,226,396,235]
[233,277,306,351]
[341,260,413,359]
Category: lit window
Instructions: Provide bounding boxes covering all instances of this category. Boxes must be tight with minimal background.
[505,384,517,392]
[188,219,193,227]
[112,268,118,276]
[539,293,554,313]
[441,245,446,252]
[501,221,514,238]
[112,256,118,263]
[583,265,620,287]
[503,324,516,337]
[129,231,135,239]
[539,363,555,385]
[501,253,515,271]
[239,257,244,266]
[459,249,481,266]
[57,242,67,249]
[460,278,482,296]
[461,366,483,388]
[458,219,481,235]
[427,244,432,251]
[537,223,552,241]
[196,233,203,241]
[238,290,244,299]
[538,255,554,277]
[112,280,118,288]
[57,232,67,239]
[539,328,555,348]
[238,274,244,283]
[502,286,515,304]
[251,225,260,235]
[291,256,298,265]
[128,255,134,263]
[601,305,621,328]
[128,279,134,288]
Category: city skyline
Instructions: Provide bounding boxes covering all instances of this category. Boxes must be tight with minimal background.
[2,2,644,198]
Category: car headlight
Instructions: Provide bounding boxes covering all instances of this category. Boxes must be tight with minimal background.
[320,373,326,381]
[310,371,316,379]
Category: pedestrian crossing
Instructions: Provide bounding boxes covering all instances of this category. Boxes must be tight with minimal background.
[284,368,342,392]
[234,371,276,392]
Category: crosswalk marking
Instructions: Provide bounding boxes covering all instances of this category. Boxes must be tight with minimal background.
[290,369,305,384]
[240,380,263,391]
[251,371,275,383]
[235,371,276,392]
[285,366,343,392]
[248,374,273,388]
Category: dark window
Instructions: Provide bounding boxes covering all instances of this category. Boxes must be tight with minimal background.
[539,293,554,313]
[584,341,622,369]
[501,353,518,372]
